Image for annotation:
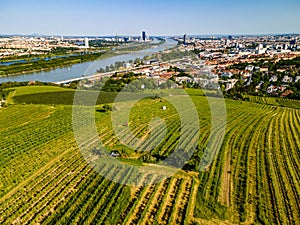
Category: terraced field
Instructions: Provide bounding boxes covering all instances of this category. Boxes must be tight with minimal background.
[0,86,299,224]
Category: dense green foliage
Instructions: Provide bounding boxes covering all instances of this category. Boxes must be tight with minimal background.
[0,88,10,100]
[81,72,176,92]
[48,47,80,55]
[143,48,197,62]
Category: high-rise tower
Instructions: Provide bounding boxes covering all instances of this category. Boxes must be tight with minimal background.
[183,34,187,44]
[116,33,119,44]
[85,37,89,48]
[141,31,146,42]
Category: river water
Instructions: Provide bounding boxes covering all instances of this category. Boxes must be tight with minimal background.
[0,54,83,66]
[0,39,177,83]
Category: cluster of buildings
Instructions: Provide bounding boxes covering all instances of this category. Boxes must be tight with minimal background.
[244,65,300,96]
[177,34,300,66]
[0,36,87,57]
[90,31,149,44]
[175,34,300,95]
[213,60,300,96]
[98,57,220,89]
[0,31,150,58]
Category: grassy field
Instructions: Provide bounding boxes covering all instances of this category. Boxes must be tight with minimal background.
[0,86,299,224]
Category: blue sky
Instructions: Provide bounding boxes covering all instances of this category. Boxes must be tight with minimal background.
[0,0,299,36]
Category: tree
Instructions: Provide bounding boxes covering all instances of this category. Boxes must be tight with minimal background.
[103,104,112,112]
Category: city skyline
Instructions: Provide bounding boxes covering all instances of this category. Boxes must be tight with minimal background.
[0,0,300,36]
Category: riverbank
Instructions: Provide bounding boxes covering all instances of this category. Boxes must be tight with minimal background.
[0,39,178,83]
[0,52,106,77]
[0,40,166,77]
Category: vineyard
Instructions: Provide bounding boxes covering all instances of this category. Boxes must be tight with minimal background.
[244,94,300,109]
[0,86,299,224]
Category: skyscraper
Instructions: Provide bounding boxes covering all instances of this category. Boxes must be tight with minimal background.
[183,34,187,45]
[141,31,146,42]
[85,37,89,48]
[116,33,119,44]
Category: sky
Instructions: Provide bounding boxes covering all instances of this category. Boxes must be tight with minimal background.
[0,0,299,36]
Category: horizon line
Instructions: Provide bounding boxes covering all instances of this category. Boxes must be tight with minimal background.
[0,32,299,38]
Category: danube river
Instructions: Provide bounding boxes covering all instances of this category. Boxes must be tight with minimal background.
[0,39,177,83]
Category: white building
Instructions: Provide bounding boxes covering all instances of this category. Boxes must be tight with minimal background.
[123,63,131,69]
[225,80,237,91]
[269,76,278,82]
[220,72,233,78]
[245,65,254,72]
[267,85,278,94]
[85,37,89,48]
[282,75,293,83]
